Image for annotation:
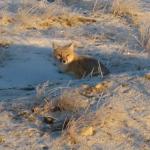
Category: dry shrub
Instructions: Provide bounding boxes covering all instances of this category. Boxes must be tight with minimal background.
[17,111,36,122]
[144,74,150,80]
[94,102,127,129]
[51,118,80,149]
[13,1,58,30]
[57,88,89,112]
[32,101,55,115]
[15,10,39,30]
[0,135,5,144]
[37,14,96,29]
[82,81,112,97]
[0,39,12,48]
[66,120,79,144]
[61,111,95,145]
[112,0,150,50]
[129,11,150,50]
[138,17,150,50]
[53,101,127,149]
[112,0,140,17]
[131,12,150,50]
[1,1,96,31]
[0,14,15,26]
[33,87,89,114]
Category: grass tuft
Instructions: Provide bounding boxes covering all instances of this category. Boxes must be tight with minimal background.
[112,0,150,50]
[112,0,140,17]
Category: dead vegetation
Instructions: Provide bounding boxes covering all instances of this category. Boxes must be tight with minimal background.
[31,76,150,149]
[50,103,125,148]
[112,0,140,17]
[0,2,96,32]
[0,135,5,144]
[0,14,15,26]
[34,87,90,113]
[144,73,150,80]
[0,39,12,48]
[1,0,149,49]
[11,80,111,145]
[25,81,112,148]
[111,0,150,50]
[139,18,150,50]
[51,92,150,149]
[57,89,89,111]
[14,11,96,30]
[81,81,112,97]
[0,0,150,149]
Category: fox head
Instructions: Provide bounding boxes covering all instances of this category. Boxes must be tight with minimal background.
[52,42,75,64]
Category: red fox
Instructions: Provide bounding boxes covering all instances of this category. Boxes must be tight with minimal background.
[52,42,109,78]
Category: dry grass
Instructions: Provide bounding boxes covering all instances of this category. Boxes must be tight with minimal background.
[51,101,126,149]
[0,1,96,32]
[32,101,54,115]
[0,39,12,48]
[82,81,111,97]
[35,83,89,113]
[36,14,96,29]
[138,15,150,50]
[0,14,15,26]
[112,0,140,17]
[54,88,89,112]
[144,73,150,80]
[112,0,150,50]
[112,0,141,27]
[0,135,5,144]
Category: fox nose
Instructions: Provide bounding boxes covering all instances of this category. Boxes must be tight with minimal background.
[62,60,66,63]
[59,58,66,63]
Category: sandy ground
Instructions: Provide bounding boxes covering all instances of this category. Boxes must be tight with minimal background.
[0,0,150,150]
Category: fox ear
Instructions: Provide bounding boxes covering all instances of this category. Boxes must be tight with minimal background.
[52,42,58,49]
[67,43,74,51]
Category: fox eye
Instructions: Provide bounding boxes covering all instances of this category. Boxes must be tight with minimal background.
[57,54,61,59]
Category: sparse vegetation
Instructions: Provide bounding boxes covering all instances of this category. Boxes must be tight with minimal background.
[112,0,140,17]
[112,0,150,50]
[144,73,150,80]
[57,89,89,111]
[0,1,96,32]
[0,135,5,144]
[0,0,150,150]
[139,18,150,50]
